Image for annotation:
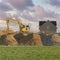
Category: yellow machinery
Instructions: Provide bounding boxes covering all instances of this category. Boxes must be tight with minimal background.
[6,18,30,36]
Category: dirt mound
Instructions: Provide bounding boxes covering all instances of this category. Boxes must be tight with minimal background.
[0,35,7,45]
[52,34,60,45]
[33,34,43,46]
[5,34,18,46]
[0,34,18,46]
[14,33,43,46]
[14,33,33,45]
[1,31,60,46]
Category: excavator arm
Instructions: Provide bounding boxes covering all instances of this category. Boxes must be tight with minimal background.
[6,18,30,36]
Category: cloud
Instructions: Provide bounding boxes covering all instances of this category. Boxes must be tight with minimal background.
[0,0,60,33]
[0,0,59,21]
[0,1,14,19]
[0,20,19,31]
[5,0,34,10]
[46,0,60,7]
[35,5,45,19]
[29,22,39,33]
[0,2,13,11]
[0,10,7,19]
[35,5,60,19]
[5,5,60,21]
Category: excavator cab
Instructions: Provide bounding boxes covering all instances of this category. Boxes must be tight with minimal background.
[20,25,30,36]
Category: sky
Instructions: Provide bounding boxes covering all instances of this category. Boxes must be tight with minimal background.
[0,0,60,19]
[0,0,60,32]
[33,0,60,13]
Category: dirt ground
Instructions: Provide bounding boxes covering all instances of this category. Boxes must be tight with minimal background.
[0,32,60,46]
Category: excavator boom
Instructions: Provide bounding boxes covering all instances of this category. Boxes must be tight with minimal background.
[6,18,30,36]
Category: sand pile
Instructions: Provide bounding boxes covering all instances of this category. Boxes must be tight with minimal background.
[14,33,43,46]
[52,34,60,45]
[5,34,18,46]
[14,33,34,45]
[33,34,43,46]
[0,31,60,46]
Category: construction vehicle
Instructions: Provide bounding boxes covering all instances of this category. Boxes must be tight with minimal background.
[6,18,30,36]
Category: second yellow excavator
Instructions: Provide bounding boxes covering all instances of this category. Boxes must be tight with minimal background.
[6,18,30,36]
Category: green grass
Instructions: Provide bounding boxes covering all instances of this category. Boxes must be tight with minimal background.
[0,46,60,60]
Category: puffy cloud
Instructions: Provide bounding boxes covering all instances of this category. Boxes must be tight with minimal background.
[29,22,39,33]
[35,5,45,19]
[5,5,60,21]
[5,0,34,10]
[0,10,7,19]
[46,0,60,7]
[0,2,13,11]
[0,1,13,19]
[0,1,14,19]
[0,0,60,33]
[35,5,60,19]
[0,0,59,20]
[0,20,19,31]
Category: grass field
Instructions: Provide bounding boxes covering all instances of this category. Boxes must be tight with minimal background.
[0,46,60,60]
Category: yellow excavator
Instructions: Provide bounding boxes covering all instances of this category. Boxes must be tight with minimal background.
[6,18,30,36]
